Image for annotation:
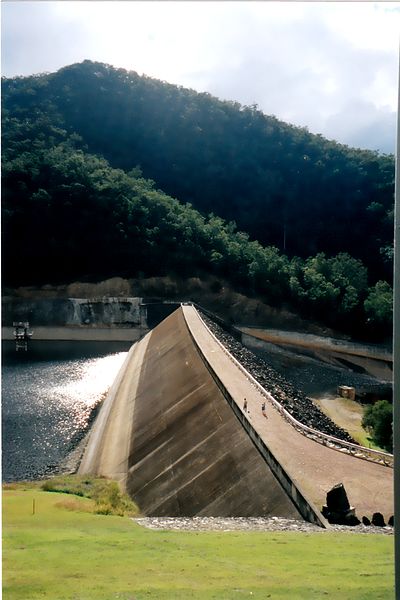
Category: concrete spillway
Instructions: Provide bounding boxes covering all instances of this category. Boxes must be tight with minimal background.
[79,306,393,522]
[79,307,300,518]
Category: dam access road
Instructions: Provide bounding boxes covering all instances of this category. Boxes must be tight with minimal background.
[79,305,393,524]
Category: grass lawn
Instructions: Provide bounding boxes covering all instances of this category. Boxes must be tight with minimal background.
[3,482,394,600]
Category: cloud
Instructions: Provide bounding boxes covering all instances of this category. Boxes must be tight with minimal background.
[1,1,398,153]
[185,3,398,153]
[1,2,90,76]
[325,101,396,154]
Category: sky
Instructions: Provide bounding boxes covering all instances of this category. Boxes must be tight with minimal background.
[2,1,399,154]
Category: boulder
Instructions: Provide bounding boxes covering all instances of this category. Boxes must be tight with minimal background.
[371,512,386,527]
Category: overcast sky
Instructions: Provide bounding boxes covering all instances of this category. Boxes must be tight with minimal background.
[2,1,399,154]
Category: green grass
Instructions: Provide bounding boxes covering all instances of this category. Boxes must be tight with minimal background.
[3,480,394,600]
[39,474,140,516]
[313,396,386,451]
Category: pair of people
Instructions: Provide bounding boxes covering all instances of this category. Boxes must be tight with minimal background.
[243,397,268,418]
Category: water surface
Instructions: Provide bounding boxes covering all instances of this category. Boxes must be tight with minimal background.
[2,340,129,482]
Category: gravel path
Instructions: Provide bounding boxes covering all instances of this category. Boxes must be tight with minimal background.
[133,516,393,535]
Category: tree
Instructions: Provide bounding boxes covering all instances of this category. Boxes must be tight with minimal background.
[364,281,393,326]
[362,400,393,452]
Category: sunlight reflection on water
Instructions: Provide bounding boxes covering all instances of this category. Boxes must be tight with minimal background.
[52,353,127,408]
[2,345,128,482]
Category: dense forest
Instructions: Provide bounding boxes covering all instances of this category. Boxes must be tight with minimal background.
[1,60,395,339]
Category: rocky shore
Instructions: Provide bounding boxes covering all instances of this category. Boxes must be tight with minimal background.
[200,312,356,443]
[133,516,393,535]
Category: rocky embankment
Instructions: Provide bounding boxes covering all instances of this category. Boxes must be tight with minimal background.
[200,313,356,443]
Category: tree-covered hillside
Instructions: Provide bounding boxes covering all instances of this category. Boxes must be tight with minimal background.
[1,61,394,338]
[2,60,394,276]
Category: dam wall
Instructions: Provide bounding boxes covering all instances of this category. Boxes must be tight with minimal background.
[79,305,393,522]
[79,308,303,519]
[182,306,393,521]
[186,316,327,526]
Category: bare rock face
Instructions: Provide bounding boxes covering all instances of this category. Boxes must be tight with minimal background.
[322,483,360,525]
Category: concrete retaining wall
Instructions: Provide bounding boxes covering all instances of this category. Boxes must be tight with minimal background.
[240,327,392,362]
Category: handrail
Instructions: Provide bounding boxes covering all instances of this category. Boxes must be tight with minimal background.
[187,304,393,469]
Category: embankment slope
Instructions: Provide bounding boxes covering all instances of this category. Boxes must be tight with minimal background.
[80,308,301,518]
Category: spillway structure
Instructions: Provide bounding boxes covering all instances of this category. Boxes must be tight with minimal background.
[79,305,393,525]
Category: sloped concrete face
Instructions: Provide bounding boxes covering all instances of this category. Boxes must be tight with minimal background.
[126,309,301,518]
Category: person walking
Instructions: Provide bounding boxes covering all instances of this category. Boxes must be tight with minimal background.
[261,401,267,418]
[243,398,248,412]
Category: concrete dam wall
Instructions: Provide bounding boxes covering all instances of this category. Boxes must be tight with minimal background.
[79,307,301,518]
[79,305,393,522]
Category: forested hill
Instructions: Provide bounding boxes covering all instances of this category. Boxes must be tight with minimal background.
[3,60,394,267]
[1,60,394,338]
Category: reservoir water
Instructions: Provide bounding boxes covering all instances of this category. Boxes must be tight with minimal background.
[2,340,130,482]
